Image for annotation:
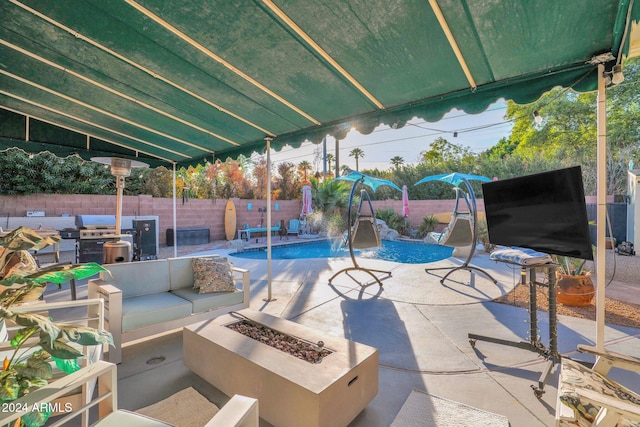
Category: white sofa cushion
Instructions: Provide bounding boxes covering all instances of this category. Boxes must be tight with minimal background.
[101,259,170,297]
[122,293,192,332]
[171,288,243,314]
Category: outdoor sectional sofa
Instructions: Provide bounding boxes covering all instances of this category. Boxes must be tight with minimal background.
[88,255,250,364]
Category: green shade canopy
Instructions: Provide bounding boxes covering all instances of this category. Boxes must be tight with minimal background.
[1,0,639,167]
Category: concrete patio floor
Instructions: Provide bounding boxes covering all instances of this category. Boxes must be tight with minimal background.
[45,244,640,426]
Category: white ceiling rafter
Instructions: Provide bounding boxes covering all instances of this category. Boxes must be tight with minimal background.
[428,0,477,90]
[1,71,214,153]
[1,40,242,147]
[0,92,190,159]
[125,0,322,126]
[262,0,384,110]
[9,0,276,136]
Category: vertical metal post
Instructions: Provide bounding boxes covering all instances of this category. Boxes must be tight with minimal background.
[548,266,558,359]
[114,176,124,235]
[172,162,177,258]
[265,137,273,301]
[335,139,340,176]
[527,268,538,343]
[323,136,327,180]
[596,64,607,351]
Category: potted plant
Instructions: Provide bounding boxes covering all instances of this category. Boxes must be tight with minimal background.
[0,228,58,279]
[553,255,595,306]
[0,227,113,427]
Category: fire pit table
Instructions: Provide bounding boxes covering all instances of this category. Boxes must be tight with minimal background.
[184,309,378,427]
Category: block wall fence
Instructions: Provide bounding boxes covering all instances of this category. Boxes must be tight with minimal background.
[0,194,608,246]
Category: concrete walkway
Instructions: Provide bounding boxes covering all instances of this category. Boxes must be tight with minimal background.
[46,245,640,426]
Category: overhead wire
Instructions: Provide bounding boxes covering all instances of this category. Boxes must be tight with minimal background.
[267,106,513,167]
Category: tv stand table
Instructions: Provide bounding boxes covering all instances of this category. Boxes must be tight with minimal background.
[468,262,559,398]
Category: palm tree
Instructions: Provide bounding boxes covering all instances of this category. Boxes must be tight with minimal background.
[390,156,404,170]
[349,148,365,171]
[275,162,297,200]
[297,160,312,182]
[325,153,335,173]
[311,177,349,213]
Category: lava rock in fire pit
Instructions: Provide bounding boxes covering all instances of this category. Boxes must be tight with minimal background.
[227,320,333,363]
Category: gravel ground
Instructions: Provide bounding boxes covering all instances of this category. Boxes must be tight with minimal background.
[495,251,640,329]
[495,283,640,329]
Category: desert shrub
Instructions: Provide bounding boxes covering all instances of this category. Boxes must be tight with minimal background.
[375,208,404,232]
[418,215,439,238]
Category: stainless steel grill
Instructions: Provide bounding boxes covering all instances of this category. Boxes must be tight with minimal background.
[61,215,135,263]
[75,214,117,229]
[79,229,117,239]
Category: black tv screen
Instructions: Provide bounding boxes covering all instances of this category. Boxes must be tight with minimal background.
[482,166,593,260]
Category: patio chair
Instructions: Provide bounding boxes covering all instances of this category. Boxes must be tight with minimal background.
[288,219,300,236]
[329,187,390,287]
[555,349,640,426]
[427,211,473,247]
[0,298,107,427]
[0,361,260,427]
[350,214,381,249]
[425,187,497,285]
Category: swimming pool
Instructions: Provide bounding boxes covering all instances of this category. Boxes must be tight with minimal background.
[231,239,453,264]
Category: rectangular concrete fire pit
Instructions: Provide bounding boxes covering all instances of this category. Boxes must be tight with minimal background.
[184,308,378,427]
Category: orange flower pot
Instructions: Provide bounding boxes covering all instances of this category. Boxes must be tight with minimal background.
[557,272,595,306]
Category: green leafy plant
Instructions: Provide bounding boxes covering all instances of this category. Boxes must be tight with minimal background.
[475,218,496,253]
[0,227,113,427]
[375,208,404,232]
[418,215,439,238]
[552,255,589,276]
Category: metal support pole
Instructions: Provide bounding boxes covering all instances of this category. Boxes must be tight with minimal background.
[323,137,327,180]
[596,63,607,351]
[265,137,274,301]
[527,268,538,344]
[114,176,124,235]
[335,139,340,177]
[172,162,177,258]
[548,266,558,359]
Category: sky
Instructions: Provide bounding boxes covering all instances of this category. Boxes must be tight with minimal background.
[264,100,513,173]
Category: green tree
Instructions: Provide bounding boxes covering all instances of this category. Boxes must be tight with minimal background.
[252,157,269,200]
[274,162,298,200]
[140,166,173,197]
[500,57,640,195]
[0,150,113,195]
[349,147,365,171]
[390,156,404,171]
[310,177,349,213]
[297,160,312,182]
[325,153,335,174]
[420,137,474,168]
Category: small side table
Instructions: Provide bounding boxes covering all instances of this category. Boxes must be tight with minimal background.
[468,262,559,398]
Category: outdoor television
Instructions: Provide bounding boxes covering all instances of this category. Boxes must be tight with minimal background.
[482,166,593,260]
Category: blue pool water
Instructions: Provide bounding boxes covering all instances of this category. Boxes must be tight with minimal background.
[232,239,453,264]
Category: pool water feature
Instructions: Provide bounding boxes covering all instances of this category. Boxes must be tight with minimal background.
[232,239,453,264]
